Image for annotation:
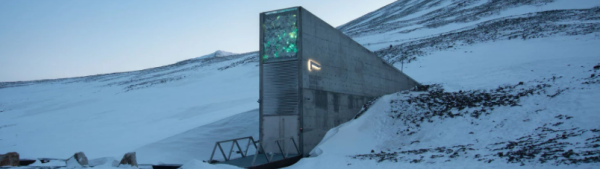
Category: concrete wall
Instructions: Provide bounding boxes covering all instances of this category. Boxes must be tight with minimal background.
[259,7,419,157]
[259,7,302,155]
[298,7,418,155]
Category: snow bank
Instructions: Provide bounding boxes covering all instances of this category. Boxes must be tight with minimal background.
[179,159,240,169]
[288,35,600,168]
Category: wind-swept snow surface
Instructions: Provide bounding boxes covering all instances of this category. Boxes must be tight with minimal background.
[2,0,600,168]
[288,0,600,168]
[289,36,600,169]
[135,109,258,164]
[0,51,259,163]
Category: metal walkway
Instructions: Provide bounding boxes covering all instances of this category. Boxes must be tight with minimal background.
[208,136,302,168]
[217,154,301,168]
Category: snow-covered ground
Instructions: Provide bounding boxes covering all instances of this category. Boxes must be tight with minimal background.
[1,0,600,168]
[0,51,260,164]
[136,109,258,164]
[347,0,600,51]
[288,35,600,169]
[286,0,600,168]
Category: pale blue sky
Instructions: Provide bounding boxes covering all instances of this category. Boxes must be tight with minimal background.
[0,0,394,82]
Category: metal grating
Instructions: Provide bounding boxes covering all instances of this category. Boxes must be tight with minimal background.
[262,60,299,115]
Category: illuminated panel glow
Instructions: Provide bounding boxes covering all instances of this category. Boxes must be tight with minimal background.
[308,59,321,72]
[263,8,298,61]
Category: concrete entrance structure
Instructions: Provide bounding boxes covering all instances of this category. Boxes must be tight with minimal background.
[259,7,418,156]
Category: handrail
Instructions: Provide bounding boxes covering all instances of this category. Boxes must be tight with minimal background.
[209,136,257,163]
[209,136,300,167]
[251,140,270,166]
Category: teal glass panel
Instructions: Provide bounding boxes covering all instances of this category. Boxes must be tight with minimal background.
[263,8,298,61]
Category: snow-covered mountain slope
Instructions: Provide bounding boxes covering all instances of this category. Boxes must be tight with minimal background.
[136,109,258,164]
[289,36,600,169]
[2,0,600,168]
[288,0,600,168]
[0,51,260,163]
[346,0,600,64]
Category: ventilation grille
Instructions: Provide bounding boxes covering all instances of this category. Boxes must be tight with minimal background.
[263,60,299,115]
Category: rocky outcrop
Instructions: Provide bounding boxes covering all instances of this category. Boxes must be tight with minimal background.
[66,152,88,167]
[73,152,88,166]
[0,152,19,166]
[118,152,138,167]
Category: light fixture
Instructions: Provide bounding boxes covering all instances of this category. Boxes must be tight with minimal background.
[308,59,321,71]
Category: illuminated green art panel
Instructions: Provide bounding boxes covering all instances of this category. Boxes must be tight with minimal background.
[263,8,298,61]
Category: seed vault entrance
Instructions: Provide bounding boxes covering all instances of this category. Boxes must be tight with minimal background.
[209,6,418,168]
[258,6,419,157]
[259,8,302,155]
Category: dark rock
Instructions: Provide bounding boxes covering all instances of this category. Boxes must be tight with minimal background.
[562,149,575,159]
[73,152,88,166]
[119,152,138,167]
[0,152,19,166]
[66,153,87,167]
[430,154,444,158]
[414,85,430,91]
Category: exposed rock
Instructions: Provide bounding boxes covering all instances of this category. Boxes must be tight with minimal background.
[413,85,430,91]
[66,152,88,167]
[119,152,138,167]
[74,152,88,166]
[0,152,19,166]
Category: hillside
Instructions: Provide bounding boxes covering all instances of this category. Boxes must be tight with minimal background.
[0,51,260,164]
[1,0,600,168]
[287,0,600,168]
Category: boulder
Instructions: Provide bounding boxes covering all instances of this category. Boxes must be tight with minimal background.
[66,152,88,167]
[74,152,88,166]
[0,152,19,166]
[119,152,138,167]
